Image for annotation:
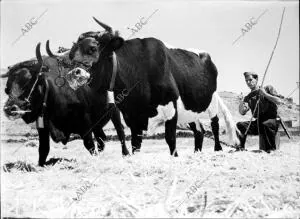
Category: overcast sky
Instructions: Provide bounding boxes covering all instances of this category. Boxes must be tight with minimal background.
[1,0,299,103]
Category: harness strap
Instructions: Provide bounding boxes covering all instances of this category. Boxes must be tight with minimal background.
[25,72,43,103]
[42,78,49,115]
[36,77,50,129]
[107,52,118,104]
[109,52,118,91]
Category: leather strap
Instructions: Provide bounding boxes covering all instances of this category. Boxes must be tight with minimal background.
[109,52,118,91]
[42,78,49,115]
[36,77,49,129]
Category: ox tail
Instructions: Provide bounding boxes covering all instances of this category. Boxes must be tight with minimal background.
[209,93,240,146]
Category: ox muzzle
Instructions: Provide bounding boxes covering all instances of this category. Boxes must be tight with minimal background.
[65,67,90,90]
[3,98,31,120]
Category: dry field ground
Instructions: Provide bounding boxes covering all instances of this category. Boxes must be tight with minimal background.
[1,77,300,218]
[1,135,300,218]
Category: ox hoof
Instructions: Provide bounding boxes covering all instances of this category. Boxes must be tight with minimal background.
[214,144,222,151]
[122,149,130,156]
[97,143,105,152]
[236,147,246,152]
[171,151,178,157]
[132,145,141,154]
[97,148,104,153]
[132,148,141,154]
[88,148,102,156]
[194,149,202,153]
[229,147,247,153]
[38,161,46,167]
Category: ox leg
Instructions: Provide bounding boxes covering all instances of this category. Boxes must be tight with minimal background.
[93,128,106,152]
[189,122,205,152]
[38,127,50,166]
[111,108,130,156]
[211,115,222,151]
[165,102,178,157]
[81,114,97,154]
[82,132,97,155]
[131,127,143,154]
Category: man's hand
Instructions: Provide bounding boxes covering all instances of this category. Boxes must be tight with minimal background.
[259,87,282,105]
[238,93,244,101]
[239,102,249,115]
[259,87,268,97]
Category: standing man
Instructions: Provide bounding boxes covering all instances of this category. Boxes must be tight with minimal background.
[237,72,282,152]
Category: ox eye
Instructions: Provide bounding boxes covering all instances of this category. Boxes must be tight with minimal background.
[75,69,81,75]
[87,47,97,55]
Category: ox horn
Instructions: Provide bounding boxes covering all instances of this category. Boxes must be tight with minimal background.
[46,40,58,58]
[92,17,113,33]
[36,42,43,68]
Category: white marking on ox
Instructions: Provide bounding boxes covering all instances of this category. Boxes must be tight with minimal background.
[147,92,240,146]
[164,42,208,56]
[65,68,90,90]
[147,102,176,134]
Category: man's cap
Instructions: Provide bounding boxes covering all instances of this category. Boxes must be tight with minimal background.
[243,71,258,78]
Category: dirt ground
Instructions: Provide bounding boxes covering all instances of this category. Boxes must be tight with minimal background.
[1,131,300,218]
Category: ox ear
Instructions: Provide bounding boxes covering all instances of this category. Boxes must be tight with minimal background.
[107,37,124,51]
[0,73,9,78]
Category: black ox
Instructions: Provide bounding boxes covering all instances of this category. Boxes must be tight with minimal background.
[2,43,129,166]
[67,18,224,156]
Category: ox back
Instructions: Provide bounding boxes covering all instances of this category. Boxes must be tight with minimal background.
[166,47,217,112]
[104,38,217,129]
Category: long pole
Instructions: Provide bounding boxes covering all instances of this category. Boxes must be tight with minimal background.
[243,7,286,137]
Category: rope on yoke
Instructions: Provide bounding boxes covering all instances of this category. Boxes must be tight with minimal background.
[54,58,67,87]
[243,7,286,137]
[25,65,44,103]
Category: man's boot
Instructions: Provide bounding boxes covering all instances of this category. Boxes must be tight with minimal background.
[236,131,246,151]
